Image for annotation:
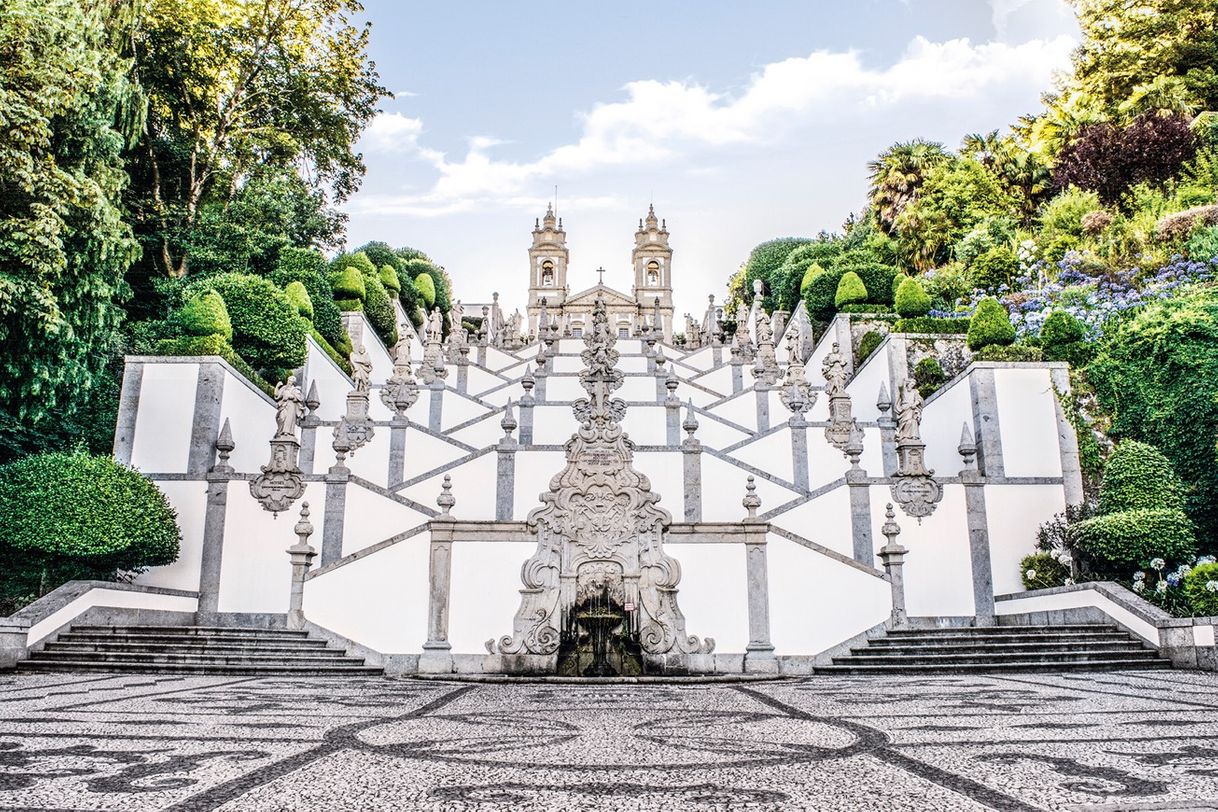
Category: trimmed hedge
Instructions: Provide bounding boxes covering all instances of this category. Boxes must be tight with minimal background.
[0,452,181,608]
[1100,440,1186,515]
[1184,562,1218,616]
[362,273,399,347]
[272,248,350,358]
[188,274,309,381]
[1020,552,1070,590]
[913,356,947,398]
[967,297,1016,350]
[1039,311,1093,367]
[414,271,437,308]
[284,281,313,321]
[856,330,884,364]
[893,316,970,334]
[331,266,367,302]
[972,343,1043,362]
[155,334,273,396]
[174,290,232,341]
[379,264,401,294]
[803,261,899,321]
[894,277,932,318]
[1069,509,1198,569]
[838,303,892,314]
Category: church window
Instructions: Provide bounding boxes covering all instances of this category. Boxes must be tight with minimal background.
[572,326,584,338]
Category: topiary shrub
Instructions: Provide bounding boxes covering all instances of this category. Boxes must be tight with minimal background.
[967,245,1018,291]
[273,248,350,357]
[361,274,399,347]
[894,276,932,318]
[1099,440,1186,515]
[173,290,232,341]
[1069,509,1197,570]
[893,316,970,334]
[330,266,367,304]
[413,271,437,309]
[1039,310,1093,366]
[972,343,1043,362]
[283,281,314,321]
[838,303,893,314]
[913,356,947,398]
[189,274,309,381]
[800,262,825,297]
[967,297,1015,350]
[154,334,272,395]
[1184,561,1218,616]
[379,264,401,295]
[835,272,868,308]
[1020,552,1070,590]
[0,452,181,610]
[856,331,884,365]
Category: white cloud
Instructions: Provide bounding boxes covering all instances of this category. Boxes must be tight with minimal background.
[359,34,1076,213]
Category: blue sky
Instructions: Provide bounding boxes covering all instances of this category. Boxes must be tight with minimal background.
[345,0,1079,319]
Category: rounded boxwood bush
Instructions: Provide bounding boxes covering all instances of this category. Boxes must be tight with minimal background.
[1099,440,1186,515]
[968,245,1019,290]
[967,297,1016,350]
[1020,552,1070,590]
[174,290,232,341]
[413,271,437,309]
[330,266,367,302]
[191,274,309,381]
[0,452,181,582]
[362,273,399,347]
[835,271,868,308]
[913,356,947,397]
[1184,561,1218,616]
[1068,509,1197,570]
[272,248,349,357]
[1040,310,1087,347]
[283,281,314,321]
[894,276,932,318]
[856,330,884,364]
[379,264,401,295]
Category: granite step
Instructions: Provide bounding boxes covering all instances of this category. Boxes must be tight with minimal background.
[57,632,331,647]
[833,648,1161,666]
[868,632,1131,646]
[886,623,1118,635]
[27,651,368,666]
[17,660,385,675]
[814,658,1173,674]
[43,641,348,656]
[69,625,311,638]
[853,640,1150,656]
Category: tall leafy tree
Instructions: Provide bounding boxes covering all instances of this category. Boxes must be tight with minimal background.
[124,0,386,289]
[866,140,951,234]
[0,0,140,435]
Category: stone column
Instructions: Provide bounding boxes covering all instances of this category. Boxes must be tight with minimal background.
[496,403,517,520]
[844,421,873,565]
[1049,365,1085,506]
[533,361,547,403]
[456,344,470,394]
[187,363,226,476]
[198,419,235,620]
[877,504,909,628]
[388,416,409,488]
[959,423,995,624]
[681,404,702,521]
[755,383,770,432]
[519,371,536,445]
[285,503,318,630]
[428,380,444,432]
[876,381,898,477]
[299,381,321,474]
[789,413,809,491]
[320,422,352,566]
[730,348,744,394]
[664,372,681,447]
[420,476,456,674]
[112,360,145,465]
[0,619,30,669]
[741,477,777,674]
[969,367,1004,478]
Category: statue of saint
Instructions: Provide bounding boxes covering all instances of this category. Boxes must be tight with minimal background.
[821,342,849,397]
[449,299,464,333]
[427,307,444,343]
[274,375,305,438]
[391,334,412,369]
[895,378,924,443]
[350,345,373,393]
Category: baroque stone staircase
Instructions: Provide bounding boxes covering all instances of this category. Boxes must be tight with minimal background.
[18,625,383,675]
[818,623,1172,674]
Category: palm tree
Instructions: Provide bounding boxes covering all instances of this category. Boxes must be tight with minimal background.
[961,130,1003,168]
[866,139,951,233]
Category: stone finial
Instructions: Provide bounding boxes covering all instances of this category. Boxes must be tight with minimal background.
[958,421,978,470]
[521,369,536,398]
[501,399,518,438]
[436,474,455,517]
[881,503,902,546]
[665,370,679,401]
[876,381,892,418]
[293,501,314,547]
[845,419,865,469]
[682,400,699,442]
[655,348,666,370]
[305,380,321,416]
[877,503,909,628]
[742,476,762,521]
[331,417,352,471]
[212,418,235,474]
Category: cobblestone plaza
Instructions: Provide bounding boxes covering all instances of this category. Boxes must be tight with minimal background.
[2,670,1218,810]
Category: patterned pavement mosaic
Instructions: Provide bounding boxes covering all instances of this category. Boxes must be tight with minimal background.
[1,669,1217,810]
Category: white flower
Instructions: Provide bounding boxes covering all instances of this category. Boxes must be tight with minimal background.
[1206,581,1218,593]
[1026,569,1037,579]
[1151,558,1166,571]
[1134,571,1146,581]
[1156,580,1168,593]
[1064,578,1075,586]
[1056,551,1073,565]
[1133,581,1146,593]
[1199,556,1217,566]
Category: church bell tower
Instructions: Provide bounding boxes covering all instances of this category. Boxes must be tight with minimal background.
[631,204,674,341]
[526,204,569,337]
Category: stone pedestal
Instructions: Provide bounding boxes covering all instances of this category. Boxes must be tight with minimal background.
[0,618,30,669]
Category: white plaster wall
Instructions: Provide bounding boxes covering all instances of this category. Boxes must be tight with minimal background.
[700,454,800,521]
[619,376,658,402]
[29,589,199,645]
[514,450,566,517]
[543,376,585,402]
[304,536,430,652]
[216,481,327,613]
[618,356,649,374]
[484,348,521,372]
[922,376,974,479]
[874,484,975,617]
[679,386,719,409]
[806,431,849,490]
[634,451,685,518]
[621,406,667,447]
[690,414,751,449]
[216,368,278,475]
[130,362,198,473]
[552,355,584,374]
[402,452,497,520]
[731,428,795,485]
[345,428,391,484]
[985,483,1066,595]
[441,390,493,431]
[399,429,470,481]
[449,413,505,448]
[135,480,209,592]
[994,589,1159,643]
[665,543,748,651]
[341,483,432,556]
[769,485,854,559]
[466,367,505,398]
[692,365,733,398]
[532,405,578,444]
[846,343,892,423]
[449,541,539,652]
[994,367,1062,478]
[678,347,715,372]
[767,535,891,656]
[301,338,352,423]
[712,392,759,433]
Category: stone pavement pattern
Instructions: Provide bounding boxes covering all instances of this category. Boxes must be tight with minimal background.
[2,671,1218,810]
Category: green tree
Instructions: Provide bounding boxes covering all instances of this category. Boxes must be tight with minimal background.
[866,139,951,233]
[414,271,437,309]
[967,298,1016,350]
[739,238,811,311]
[894,159,1016,271]
[124,0,386,286]
[0,0,140,439]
